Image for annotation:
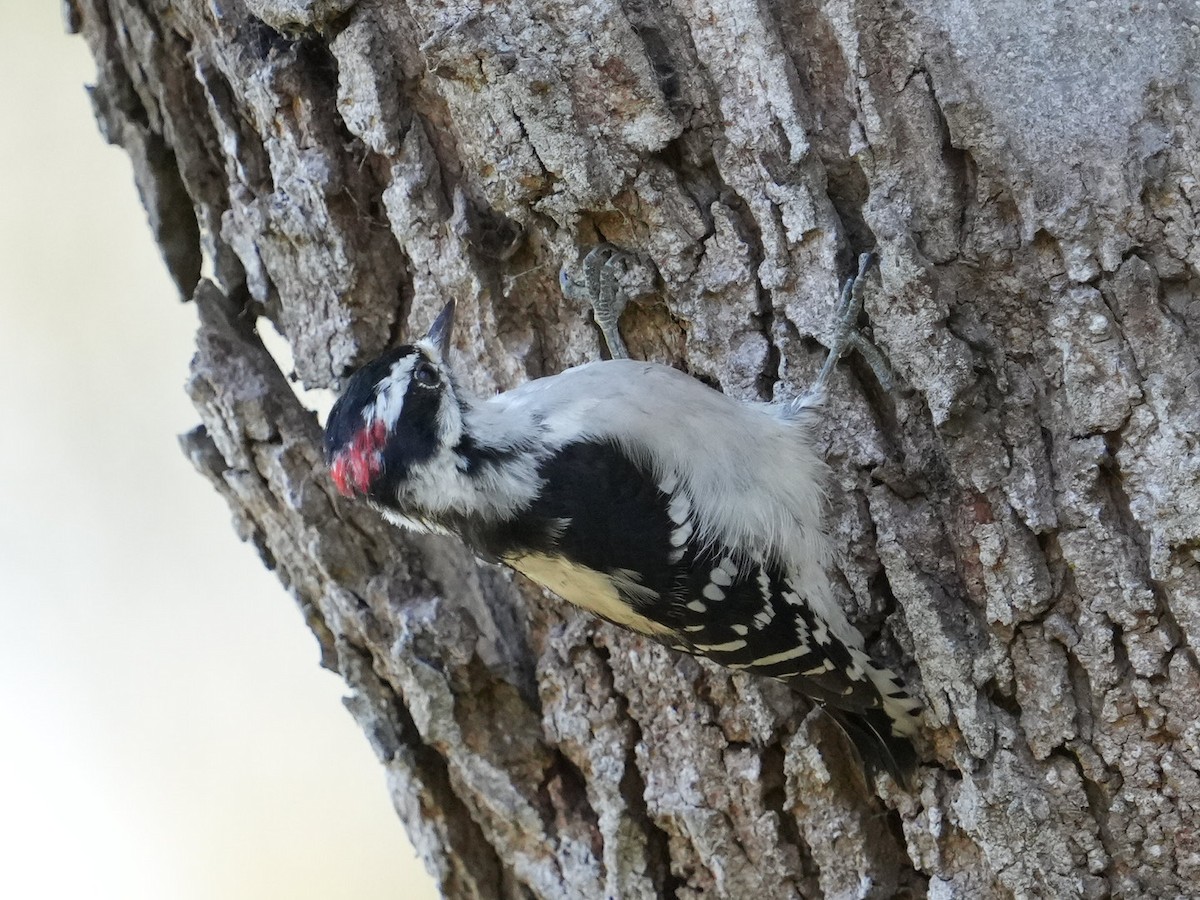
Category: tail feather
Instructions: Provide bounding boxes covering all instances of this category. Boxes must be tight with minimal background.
[784,664,922,787]
[823,706,919,789]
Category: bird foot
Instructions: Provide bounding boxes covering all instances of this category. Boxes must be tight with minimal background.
[813,253,895,393]
[560,244,654,360]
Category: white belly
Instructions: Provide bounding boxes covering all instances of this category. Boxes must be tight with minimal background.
[507,552,671,637]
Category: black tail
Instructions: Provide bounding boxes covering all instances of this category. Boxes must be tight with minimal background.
[823,706,919,789]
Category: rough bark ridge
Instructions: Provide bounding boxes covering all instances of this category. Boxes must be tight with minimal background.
[74,0,1200,896]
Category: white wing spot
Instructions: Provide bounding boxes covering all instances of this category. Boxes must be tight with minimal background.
[686,600,707,613]
[753,605,776,630]
[710,566,733,588]
[694,639,748,653]
[719,557,738,579]
[667,493,691,524]
[684,624,706,632]
[812,618,830,645]
[668,547,686,564]
[702,583,725,602]
[732,624,749,636]
[658,472,678,494]
[802,660,834,675]
[749,645,810,667]
[670,521,694,547]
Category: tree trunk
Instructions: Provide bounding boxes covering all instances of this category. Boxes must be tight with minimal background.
[72,0,1200,896]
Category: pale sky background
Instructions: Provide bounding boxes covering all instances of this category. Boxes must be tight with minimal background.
[0,4,438,897]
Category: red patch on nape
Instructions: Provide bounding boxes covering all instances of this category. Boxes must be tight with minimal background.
[330,419,388,497]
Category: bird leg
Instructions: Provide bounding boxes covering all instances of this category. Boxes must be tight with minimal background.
[560,243,636,359]
[562,246,893,389]
[812,252,895,393]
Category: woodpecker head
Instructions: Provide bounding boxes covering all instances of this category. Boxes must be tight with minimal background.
[324,300,463,501]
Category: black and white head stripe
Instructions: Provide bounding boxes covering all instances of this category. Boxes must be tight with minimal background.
[325,347,432,497]
[325,302,460,499]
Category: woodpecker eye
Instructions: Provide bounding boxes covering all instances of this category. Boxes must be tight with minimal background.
[414,361,439,387]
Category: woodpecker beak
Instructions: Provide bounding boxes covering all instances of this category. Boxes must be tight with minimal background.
[426,300,455,359]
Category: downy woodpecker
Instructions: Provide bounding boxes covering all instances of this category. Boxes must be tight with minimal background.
[325,252,921,782]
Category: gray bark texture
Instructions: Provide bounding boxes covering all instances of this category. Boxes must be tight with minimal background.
[73,0,1200,896]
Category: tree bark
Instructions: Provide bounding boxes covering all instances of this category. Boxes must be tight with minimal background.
[73,0,1200,896]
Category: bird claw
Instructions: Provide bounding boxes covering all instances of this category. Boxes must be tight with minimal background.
[813,253,895,393]
[560,246,893,386]
[560,243,644,360]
